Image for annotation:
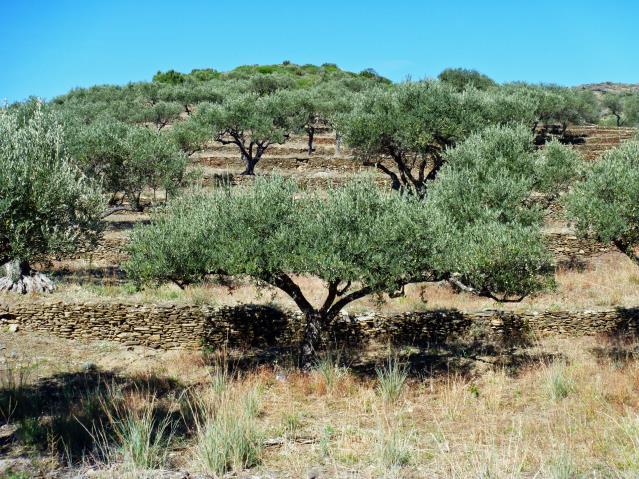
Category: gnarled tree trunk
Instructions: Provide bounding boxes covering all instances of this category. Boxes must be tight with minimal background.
[241,156,258,176]
[0,259,55,294]
[300,312,324,370]
[306,127,315,156]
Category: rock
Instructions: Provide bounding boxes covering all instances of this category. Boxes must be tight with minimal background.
[7,324,18,333]
[0,457,32,475]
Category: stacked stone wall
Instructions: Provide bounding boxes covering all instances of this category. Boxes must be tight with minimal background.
[2,301,638,350]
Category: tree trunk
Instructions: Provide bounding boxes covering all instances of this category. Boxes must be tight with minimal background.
[0,259,55,294]
[300,312,324,370]
[241,157,257,175]
[307,127,315,156]
[335,132,342,156]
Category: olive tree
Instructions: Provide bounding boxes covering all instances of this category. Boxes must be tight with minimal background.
[425,124,578,298]
[290,85,355,156]
[625,94,639,126]
[136,101,183,131]
[602,93,624,127]
[0,104,105,293]
[126,171,554,366]
[339,81,534,195]
[291,88,324,155]
[438,68,497,91]
[502,84,599,134]
[565,140,639,264]
[192,90,298,175]
[68,120,188,210]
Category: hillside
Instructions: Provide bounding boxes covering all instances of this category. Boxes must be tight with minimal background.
[580,82,639,94]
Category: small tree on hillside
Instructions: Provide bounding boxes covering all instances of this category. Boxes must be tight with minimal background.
[193,91,298,175]
[565,140,639,264]
[438,68,497,91]
[291,88,323,156]
[126,174,553,367]
[602,93,625,127]
[136,101,183,131]
[0,105,105,293]
[68,119,188,210]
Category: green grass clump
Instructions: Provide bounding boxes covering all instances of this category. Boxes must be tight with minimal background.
[191,387,263,475]
[545,361,574,401]
[376,357,408,404]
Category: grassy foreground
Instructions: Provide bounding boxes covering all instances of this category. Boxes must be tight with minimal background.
[2,332,639,478]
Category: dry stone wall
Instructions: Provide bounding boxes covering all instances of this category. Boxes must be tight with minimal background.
[2,301,638,350]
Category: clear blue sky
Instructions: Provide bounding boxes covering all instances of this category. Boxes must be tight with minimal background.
[2,0,638,102]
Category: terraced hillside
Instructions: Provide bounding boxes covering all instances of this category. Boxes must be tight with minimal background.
[568,125,636,160]
[193,125,637,186]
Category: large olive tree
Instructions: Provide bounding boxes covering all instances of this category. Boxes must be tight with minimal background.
[339,81,536,195]
[0,104,105,293]
[565,140,639,265]
[126,174,554,367]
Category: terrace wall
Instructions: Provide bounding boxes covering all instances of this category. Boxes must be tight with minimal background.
[2,301,638,350]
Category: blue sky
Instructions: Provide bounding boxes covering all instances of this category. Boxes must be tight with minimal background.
[2,0,638,102]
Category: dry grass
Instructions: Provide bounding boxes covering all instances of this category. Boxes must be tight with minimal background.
[4,331,639,477]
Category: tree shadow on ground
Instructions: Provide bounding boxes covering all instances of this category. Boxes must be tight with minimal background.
[104,219,150,232]
[556,255,589,272]
[199,304,567,380]
[0,367,183,461]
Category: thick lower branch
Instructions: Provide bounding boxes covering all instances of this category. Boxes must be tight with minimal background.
[614,239,639,266]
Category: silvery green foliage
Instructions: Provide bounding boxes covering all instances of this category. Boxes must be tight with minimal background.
[438,68,497,92]
[192,90,300,174]
[624,94,639,126]
[67,119,188,210]
[126,177,435,297]
[426,125,559,298]
[502,83,600,130]
[0,103,105,264]
[535,138,583,194]
[565,140,639,262]
[339,81,538,193]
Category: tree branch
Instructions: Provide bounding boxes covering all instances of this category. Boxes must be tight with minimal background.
[326,286,374,320]
[268,273,316,316]
[371,161,401,191]
[320,280,339,314]
[614,239,639,266]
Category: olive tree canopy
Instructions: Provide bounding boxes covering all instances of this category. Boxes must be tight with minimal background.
[126,162,556,366]
[192,90,299,175]
[67,119,188,211]
[438,68,497,91]
[0,104,105,293]
[339,81,536,194]
[565,140,639,264]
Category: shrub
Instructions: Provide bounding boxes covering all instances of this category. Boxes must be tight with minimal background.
[565,140,639,266]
